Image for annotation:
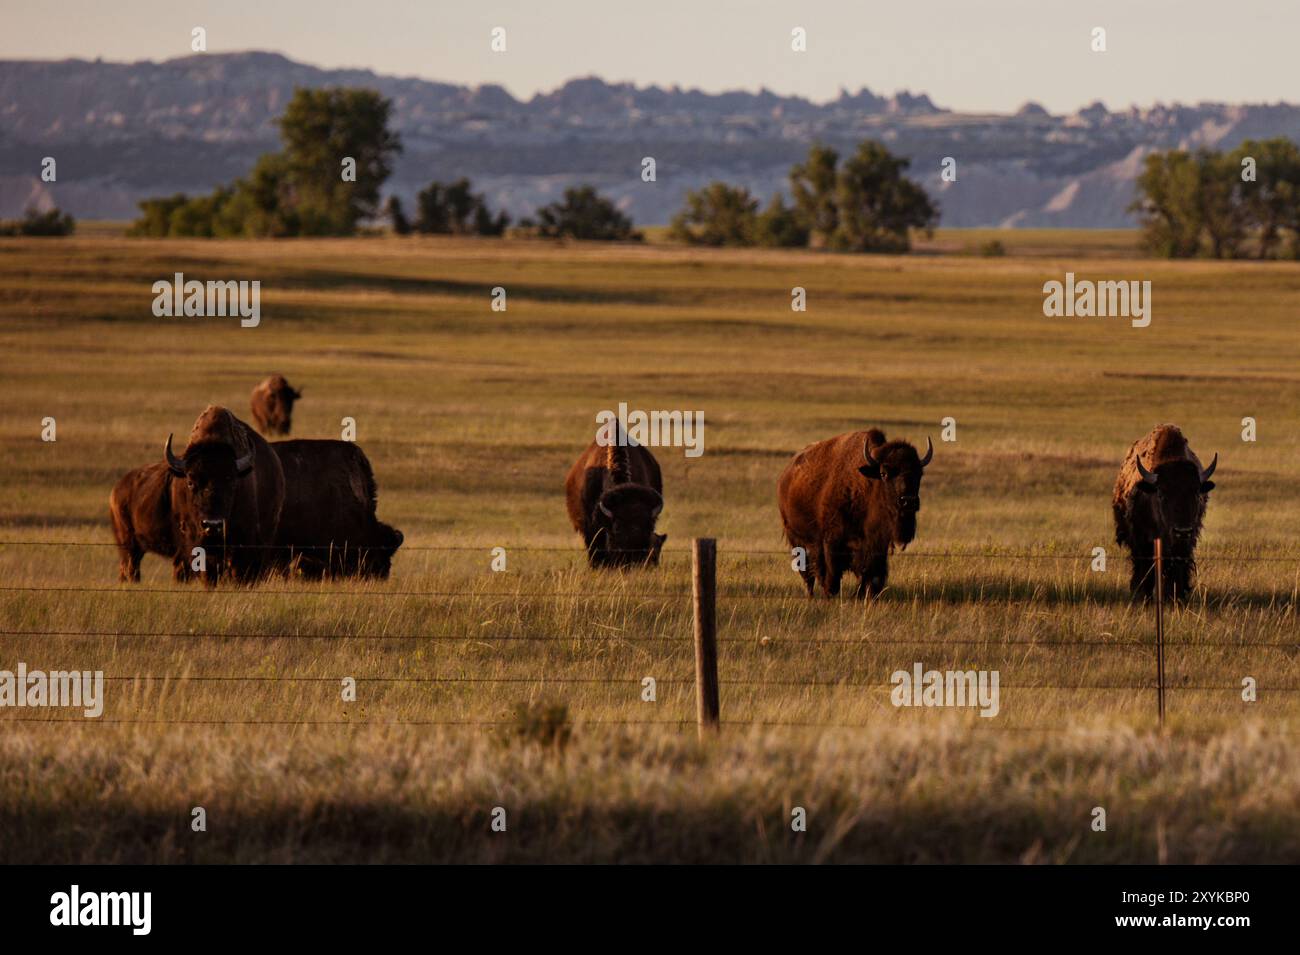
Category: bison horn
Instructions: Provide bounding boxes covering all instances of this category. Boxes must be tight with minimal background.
[1136,456,1157,485]
[919,437,933,468]
[598,500,614,519]
[164,434,186,476]
[862,439,881,466]
[1200,453,1218,482]
[234,451,254,477]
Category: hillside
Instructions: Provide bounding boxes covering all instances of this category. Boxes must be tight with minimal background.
[3,51,1300,225]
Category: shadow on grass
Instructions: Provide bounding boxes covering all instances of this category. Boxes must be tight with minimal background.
[734,578,1297,613]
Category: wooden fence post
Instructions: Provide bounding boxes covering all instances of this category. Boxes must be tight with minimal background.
[692,537,720,738]
[1154,537,1166,727]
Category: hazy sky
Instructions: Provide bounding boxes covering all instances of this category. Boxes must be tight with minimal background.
[3,0,1296,113]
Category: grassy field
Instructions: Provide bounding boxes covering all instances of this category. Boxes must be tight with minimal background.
[1,232,1298,862]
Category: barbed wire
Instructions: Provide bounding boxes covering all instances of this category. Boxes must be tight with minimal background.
[4,716,1297,735]
[5,629,1296,649]
[58,674,1300,691]
[2,538,1299,561]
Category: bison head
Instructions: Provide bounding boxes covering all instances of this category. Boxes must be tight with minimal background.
[270,380,301,434]
[166,433,253,540]
[1135,452,1217,543]
[594,484,665,566]
[859,436,933,546]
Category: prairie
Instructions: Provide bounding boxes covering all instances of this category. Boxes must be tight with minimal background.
[0,231,1297,862]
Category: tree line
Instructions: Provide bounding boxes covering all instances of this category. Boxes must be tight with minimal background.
[671,142,938,252]
[128,86,939,251]
[1132,138,1300,259]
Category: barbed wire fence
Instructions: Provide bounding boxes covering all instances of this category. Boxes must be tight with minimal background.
[1,536,1298,733]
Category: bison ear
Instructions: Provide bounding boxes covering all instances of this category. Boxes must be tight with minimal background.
[1200,480,1215,494]
[1136,481,1158,494]
[858,463,882,480]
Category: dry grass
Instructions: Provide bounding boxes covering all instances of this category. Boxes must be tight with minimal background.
[1,233,1297,862]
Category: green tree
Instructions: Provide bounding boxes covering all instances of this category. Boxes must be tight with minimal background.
[1131,151,1204,257]
[276,87,402,235]
[669,182,759,246]
[413,179,508,235]
[0,206,75,236]
[830,141,938,253]
[1229,138,1300,259]
[751,195,808,248]
[534,186,639,241]
[789,144,840,247]
[385,196,412,235]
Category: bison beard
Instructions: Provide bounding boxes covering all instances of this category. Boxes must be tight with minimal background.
[778,428,932,599]
[565,425,666,568]
[165,406,285,584]
[269,439,404,579]
[1113,424,1217,602]
[249,374,301,436]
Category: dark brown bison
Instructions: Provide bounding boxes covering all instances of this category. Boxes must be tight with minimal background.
[778,428,933,598]
[108,462,190,582]
[269,439,404,579]
[565,422,665,567]
[249,374,301,436]
[165,405,285,584]
[1113,424,1217,602]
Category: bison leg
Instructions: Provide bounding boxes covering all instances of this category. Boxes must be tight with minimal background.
[819,542,846,597]
[1165,547,1195,603]
[118,543,143,583]
[855,554,889,600]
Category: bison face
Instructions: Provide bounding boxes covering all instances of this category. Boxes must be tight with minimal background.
[1136,456,1216,543]
[273,385,300,433]
[859,436,933,547]
[594,484,665,566]
[166,435,253,540]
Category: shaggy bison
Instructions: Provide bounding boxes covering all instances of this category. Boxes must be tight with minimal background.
[778,428,933,598]
[165,405,285,583]
[249,374,301,436]
[1113,424,1217,601]
[270,439,404,578]
[565,422,666,567]
[108,462,188,582]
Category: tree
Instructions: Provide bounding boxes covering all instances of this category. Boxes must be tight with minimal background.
[385,196,411,235]
[669,182,759,246]
[789,144,840,247]
[1131,151,1205,257]
[830,141,938,253]
[0,206,75,236]
[129,86,401,238]
[534,186,639,241]
[1229,138,1300,259]
[277,87,402,235]
[751,195,808,248]
[413,179,508,235]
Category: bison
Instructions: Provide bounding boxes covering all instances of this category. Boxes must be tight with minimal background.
[249,374,302,436]
[1112,424,1217,602]
[108,462,189,583]
[269,439,404,579]
[165,405,285,584]
[565,422,666,567]
[778,428,933,598]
